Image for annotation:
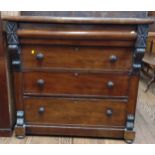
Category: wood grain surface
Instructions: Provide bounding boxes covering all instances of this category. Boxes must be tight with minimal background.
[0,78,155,143]
[23,72,129,97]
[22,45,132,71]
[24,97,127,126]
[2,15,154,24]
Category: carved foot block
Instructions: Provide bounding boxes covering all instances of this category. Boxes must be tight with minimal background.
[124,130,135,144]
[15,125,25,139]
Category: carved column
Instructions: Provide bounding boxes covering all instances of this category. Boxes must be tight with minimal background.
[124,24,149,143]
[5,21,25,138]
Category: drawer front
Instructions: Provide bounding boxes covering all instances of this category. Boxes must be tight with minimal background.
[22,45,132,71]
[24,97,127,127]
[23,72,129,97]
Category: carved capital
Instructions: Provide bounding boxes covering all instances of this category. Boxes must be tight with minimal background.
[135,24,149,48]
[133,24,149,74]
[5,22,21,71]
[6,22,19,45]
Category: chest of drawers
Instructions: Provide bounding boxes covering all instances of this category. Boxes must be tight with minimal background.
[3,15,153,142]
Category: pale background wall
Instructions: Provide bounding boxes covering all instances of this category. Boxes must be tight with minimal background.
[1,11,20,17]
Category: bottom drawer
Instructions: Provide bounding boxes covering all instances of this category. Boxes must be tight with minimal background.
[24,97,127,127]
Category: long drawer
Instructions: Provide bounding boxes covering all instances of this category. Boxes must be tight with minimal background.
[21,45,132,71]
[24,97,127,127]
[23,71,130,97]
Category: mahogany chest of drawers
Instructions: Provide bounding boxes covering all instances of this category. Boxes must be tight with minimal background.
[2,15,153,142]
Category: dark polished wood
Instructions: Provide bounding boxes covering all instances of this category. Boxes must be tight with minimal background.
[0,14,15,136]
[2,13,153,142]
[26,125,125,139]
[17,29,137,40]
[20,39,135,47]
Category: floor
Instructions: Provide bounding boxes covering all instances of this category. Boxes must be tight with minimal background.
[0,73,155,144]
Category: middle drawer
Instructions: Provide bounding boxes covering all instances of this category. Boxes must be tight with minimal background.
[23,71,129,98]
[21,45,132,71]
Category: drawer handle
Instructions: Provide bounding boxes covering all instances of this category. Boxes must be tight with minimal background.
[37,79,45,87]
[106,109,113,117]
[36,53,44,61]
[109,55,117,63]
[74,47,79,51]
[74,72,79,77]
[73,100,78,104]
[107,81,114,88]
[38,107,45,114]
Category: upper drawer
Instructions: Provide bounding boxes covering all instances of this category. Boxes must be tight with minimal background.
[23,71,129,98]
[21,45,132,71]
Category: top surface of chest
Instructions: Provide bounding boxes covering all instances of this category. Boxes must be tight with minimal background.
[3,16,153,48]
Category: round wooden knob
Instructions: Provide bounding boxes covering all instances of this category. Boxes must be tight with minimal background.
[109,55,117,63]
[37,79,45,87]
[107,81,114,88]
[106,109,113,116]
[74,47,79,51]
[74,72,79,77]
[38,107,45,114]
[36,53,44,61]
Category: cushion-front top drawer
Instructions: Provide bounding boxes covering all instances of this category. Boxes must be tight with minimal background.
[24,97,127,127]
[23,71,129,98]
[21,45,132,71]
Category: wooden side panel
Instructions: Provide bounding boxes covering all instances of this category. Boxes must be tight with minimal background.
[127,75,140,114]
[0,14,15,136]
[13,72,23,110]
